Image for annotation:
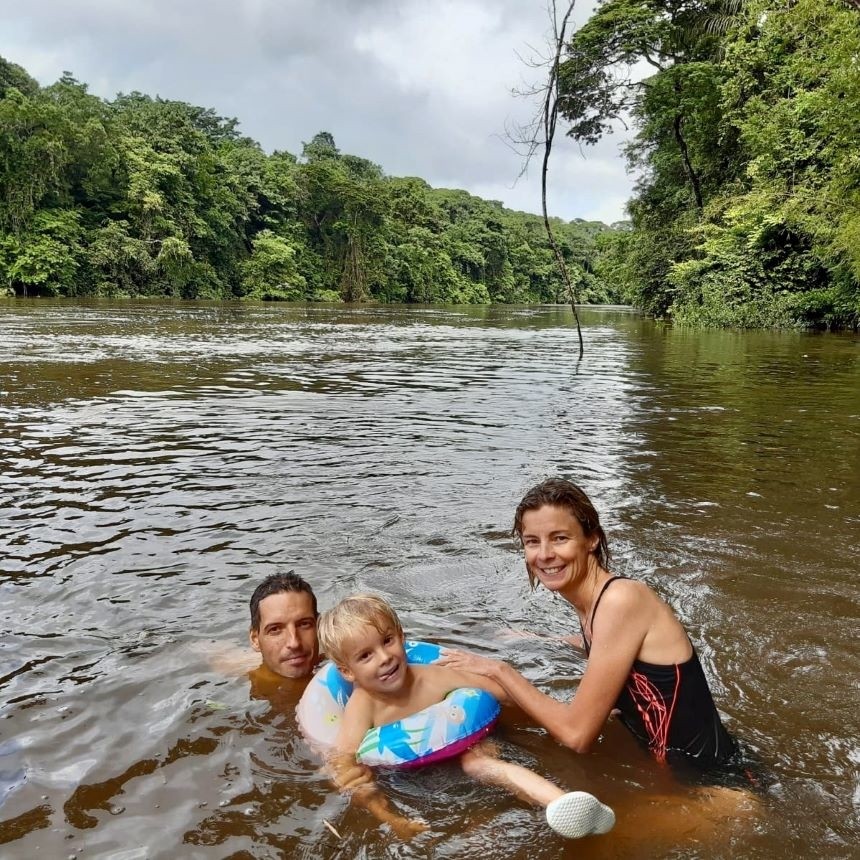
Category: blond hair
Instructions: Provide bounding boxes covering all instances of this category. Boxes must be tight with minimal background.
[317,593,403,668]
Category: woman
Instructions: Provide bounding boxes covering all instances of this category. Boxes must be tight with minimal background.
[441,477,737,769]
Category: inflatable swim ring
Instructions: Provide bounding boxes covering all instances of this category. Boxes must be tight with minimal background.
[296,640,500,768]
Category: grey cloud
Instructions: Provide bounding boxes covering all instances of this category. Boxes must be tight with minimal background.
[0,0,633,221]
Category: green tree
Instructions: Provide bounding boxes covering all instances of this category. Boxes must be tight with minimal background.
[1,208,84,296]
[560,1,860,328]
[0,57,39,98]
[0,61,618,309]
[239,230,306,300]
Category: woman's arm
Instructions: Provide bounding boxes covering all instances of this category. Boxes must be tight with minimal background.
[441,587,649,752]
[432,664,513,705]
[439,653,612,751]
[497,628,584,652]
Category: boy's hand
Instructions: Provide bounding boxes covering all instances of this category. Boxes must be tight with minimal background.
[335,761,374,791]
[388,814,430,840]
[328,746,425,839]
[326,754,375,802]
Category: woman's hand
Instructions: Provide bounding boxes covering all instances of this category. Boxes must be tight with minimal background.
[439,648,503,678]
[495,627,544,643]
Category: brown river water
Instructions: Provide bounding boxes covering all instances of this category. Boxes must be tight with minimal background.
[0,300,857,859]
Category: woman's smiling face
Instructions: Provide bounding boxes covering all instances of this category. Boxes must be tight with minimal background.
[520,504,599,593]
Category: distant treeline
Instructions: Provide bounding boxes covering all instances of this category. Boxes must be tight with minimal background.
[570,0,860,329]
[4,1,857,329]
[0,57,623,306]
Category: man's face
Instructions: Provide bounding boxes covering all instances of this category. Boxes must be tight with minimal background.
[250,591,319,679]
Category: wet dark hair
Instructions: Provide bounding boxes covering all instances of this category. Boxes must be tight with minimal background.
[512,478,612,587]
[249,571,318,631]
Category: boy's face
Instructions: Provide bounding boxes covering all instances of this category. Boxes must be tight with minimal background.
[339,622,407,695]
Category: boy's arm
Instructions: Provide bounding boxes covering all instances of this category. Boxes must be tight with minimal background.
[326,692,374,787]
[326,691,377,793]
[326,692,428,840]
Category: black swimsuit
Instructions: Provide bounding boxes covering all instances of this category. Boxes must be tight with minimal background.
[581,576,737,768]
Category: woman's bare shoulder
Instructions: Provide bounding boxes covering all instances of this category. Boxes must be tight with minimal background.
[596,577,688,657]
[591,578,663,632]
[601,577,656,608]
[605,577,681,617]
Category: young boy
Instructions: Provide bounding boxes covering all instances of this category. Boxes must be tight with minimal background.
[317,593,615,841]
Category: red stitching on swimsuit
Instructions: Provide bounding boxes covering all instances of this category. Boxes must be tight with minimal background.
[627,664,681,763]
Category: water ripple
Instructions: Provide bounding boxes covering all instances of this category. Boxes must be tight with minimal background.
[1,300,858,857]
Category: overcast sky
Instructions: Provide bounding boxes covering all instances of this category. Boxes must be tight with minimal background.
[0,0,636,223]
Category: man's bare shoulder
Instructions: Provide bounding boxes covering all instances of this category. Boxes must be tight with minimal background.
[199,640,260,677]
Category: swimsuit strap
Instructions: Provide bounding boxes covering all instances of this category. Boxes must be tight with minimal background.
[580,575,628,655]
[589,575,627,629]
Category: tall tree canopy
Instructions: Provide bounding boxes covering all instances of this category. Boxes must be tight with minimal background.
[565,0,860,329]
[0,59,618,305]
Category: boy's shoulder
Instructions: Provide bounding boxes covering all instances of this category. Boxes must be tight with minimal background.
[410,662,461,693]
[410,663,447,680]
[344,684,376,709]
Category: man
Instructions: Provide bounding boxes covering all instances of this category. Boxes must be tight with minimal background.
[68,572,369,828]
[245,571,372,792]
[209,570,321,692]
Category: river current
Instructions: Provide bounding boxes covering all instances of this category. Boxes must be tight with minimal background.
[0,301,857,858]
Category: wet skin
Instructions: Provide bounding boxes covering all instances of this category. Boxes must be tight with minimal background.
[338,624,408,696]
[249,591,320,679]
[521,505,600,599]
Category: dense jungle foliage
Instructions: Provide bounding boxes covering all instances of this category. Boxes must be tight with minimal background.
[0,57,617,305]
[3,0,857,328]
[573,0,860,329]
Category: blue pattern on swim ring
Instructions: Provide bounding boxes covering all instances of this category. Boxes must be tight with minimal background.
[296,640,500,767]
